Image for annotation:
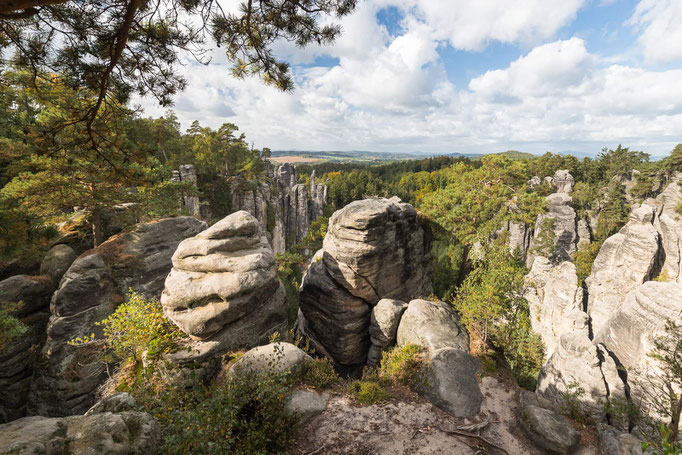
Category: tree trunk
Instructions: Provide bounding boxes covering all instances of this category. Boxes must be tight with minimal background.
[671,394,682,443]
[92,207,103,247]
[456,243,471,286]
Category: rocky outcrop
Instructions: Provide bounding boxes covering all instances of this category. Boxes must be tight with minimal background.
[536,329,625,420]
[0,275,54,423]
[527,170,579,267]
[228,342,311,378]
[171,164,201,217]
[586,204,662,333]
[415,348,483,418]
[298,197,432,370]
[161,211,287,360]
[553,170,575,194]
[396,299,482,418]
[40,245,77,287]
[367,299,407,367]
[520,404,581,454]
[30,217,206,417]
[396,299,469,353]
[594,281,682,420]
[0,411,161,455]
[524,258,585,358]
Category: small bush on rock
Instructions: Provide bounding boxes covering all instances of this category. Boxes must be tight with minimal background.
[0,301,27,352]
[69,290,184,365]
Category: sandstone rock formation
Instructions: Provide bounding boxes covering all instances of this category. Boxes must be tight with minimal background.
[161,211,287,358]
[171,164,201,217]
[523,258,585,358]
[536,330,625,420]
[396,299,469,353]
[31,216,206,417]
[520,404,581,454]
[40,245,77,287]
[586,204,662,333]
[0,411,161,455]
[396,299,482,418]
[0,275,53,422]
[526,170,579,267]
[367,299,408,367]
[297,197,432,370]
[595,281,682,419]
[178,162,328,254]
[285,390,329,424]
[227,342,311,378]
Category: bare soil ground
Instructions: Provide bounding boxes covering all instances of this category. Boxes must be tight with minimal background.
[292,375,599,455]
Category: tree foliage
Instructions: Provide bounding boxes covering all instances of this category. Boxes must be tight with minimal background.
[1,0,358,150]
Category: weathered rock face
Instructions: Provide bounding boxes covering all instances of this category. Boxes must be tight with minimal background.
[524,258,585,358]
[40,245,77,287]
[0,275,53,423]
[228,342,312,378]
[162,211,287,358]
[553,169,575,194]
[520,404,581,454]
[395,299,482,418]
[298,197,432,370]
[532,193,578,264]
[586,204,662,333]
[171,164,201,218]
[536,330,625,420]
[653,174,682,282]
[595,281,682,419]
[31,217,206,417]
[396,299,469,353]
[367,299,407,367]
[0,411,161,455]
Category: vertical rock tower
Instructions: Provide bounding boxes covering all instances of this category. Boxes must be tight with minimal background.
[297,197,432,372]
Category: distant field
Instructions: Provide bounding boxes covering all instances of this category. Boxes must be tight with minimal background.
[270,155,323,163]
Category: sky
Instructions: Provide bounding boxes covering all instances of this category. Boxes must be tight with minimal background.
[135,0,682,157]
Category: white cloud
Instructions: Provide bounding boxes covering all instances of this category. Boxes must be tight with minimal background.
[628,0,682,65]
[135,1,682,157]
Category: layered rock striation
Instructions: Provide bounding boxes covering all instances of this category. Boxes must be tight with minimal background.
[298,197,432,370]
[30,217,206,417]
[161,211,288,358]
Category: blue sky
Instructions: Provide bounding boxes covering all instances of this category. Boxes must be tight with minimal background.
[137,0,682,157]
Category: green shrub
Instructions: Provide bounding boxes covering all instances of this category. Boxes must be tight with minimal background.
[379,344,424,386]
[134,369,297,454]
[0,301,27,352]
[642,425,682,455]
[349,379,392,405]
[574,241,601,283]
[69,291,184,364]
[303,357,340,389]
[559,381,590,423]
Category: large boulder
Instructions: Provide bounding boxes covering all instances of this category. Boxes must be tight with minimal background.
[523,258,585,358]
[415,348,482,418]
[161,211,288,356]
[520,404,581,454]
[396,299,469,353]
[298,197,432,370]
[0,275,53,423]
[367,299,407,367]
[586,204,662,333]
[285,390,329,424]
[0,412,161,455]
[40,245,77,286]
[228,342,312,378]
[30,216,206,417]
